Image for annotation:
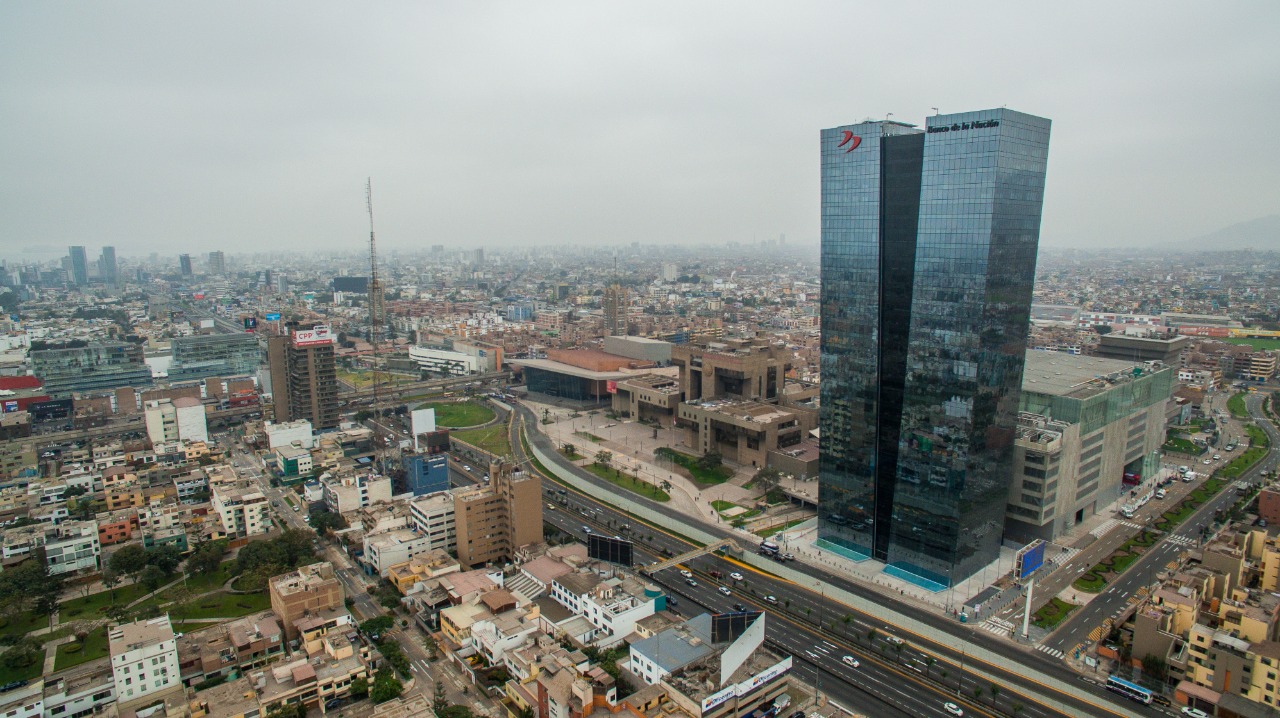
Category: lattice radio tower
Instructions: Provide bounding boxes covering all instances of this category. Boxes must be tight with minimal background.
[366,178,387,473]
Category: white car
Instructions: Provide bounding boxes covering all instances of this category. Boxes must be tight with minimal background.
[1181,708,1208,718]
[718,586,731,596]
[944,703,964,717]
[1204,459,1212,465]
[680,569,692,578]
[842,655,859,667]
[463,465,473,472]
[729,572,744,581]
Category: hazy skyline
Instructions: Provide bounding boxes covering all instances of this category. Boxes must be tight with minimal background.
[2,2,1278,258]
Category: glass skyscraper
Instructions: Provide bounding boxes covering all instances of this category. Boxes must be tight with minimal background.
[818,109,1051,589]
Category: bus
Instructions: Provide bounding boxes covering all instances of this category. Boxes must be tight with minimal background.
[1106,675,1153,705]
[759,541,780,556]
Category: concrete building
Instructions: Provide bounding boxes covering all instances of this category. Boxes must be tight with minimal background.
[322,472,392,514]
[265,419,314,451]
[274,444,313,477]
[109,615,182,709]
[362,528,436,577]
[1094,334,1191,365]
[268,562,344,640]
[42,662,117,718]
[403,453,448,496]
[267,326,338,430]
[408,346,480,376]
[30,343,153,398]
[207,250,226,275]
[169,332,260,381]
[144,397,208,445]
[603,283,628,336]
[671,336,791,405]
[453,460,542,569]
[611,374,681,426]
[408,491,458,554]
[548,570,661,648]
[42,520,101,576]
[0,681,42,718]
[604,335,673,364]
[211,480,270,538]
[1006,352,1174,542]
[677,398,816,469]
[252,633,371,716]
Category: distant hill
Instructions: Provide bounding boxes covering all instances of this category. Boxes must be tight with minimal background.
[1172,214,1280,252]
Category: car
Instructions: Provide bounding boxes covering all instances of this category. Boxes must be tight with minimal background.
[1213,454,1221,461]
[842,655,860,667]
[709,570,722,578]
[686,578,698,587]
[732,603,746,611]
[764,595,778,604]
[943,703,964,716]
[718,586,732,596]
[463,465,473,472]
[546,503,555,510]
[729,572,744,581]
[1204,459,1213,465]
[680,569,693,578]
[1181,708,1208,718]
[1156,489,1167,499]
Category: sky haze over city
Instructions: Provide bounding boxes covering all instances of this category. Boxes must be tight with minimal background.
[2,1,1278,257]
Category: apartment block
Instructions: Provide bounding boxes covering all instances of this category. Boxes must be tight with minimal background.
[109,615,182,709]
[453,460,541,569]
[322,473,392,514]
[268,562,344,640]
[211,480,270,538]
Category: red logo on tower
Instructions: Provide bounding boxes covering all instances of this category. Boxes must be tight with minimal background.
[838,131,862,153]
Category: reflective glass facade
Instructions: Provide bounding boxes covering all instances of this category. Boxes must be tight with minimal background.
[819,109,1051,588]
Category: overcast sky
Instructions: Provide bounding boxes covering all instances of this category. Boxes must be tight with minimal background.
[2,2,1278,260]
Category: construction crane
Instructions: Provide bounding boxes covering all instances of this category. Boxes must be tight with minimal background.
[366,178,387,474]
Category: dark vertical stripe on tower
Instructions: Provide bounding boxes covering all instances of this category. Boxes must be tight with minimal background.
[873,132,925,561]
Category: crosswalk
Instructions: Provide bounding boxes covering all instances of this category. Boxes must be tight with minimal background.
[1165,534,1198,547]
[1036,644,1065,659]
[980,617,1015,636]
[1090,518,1120,538]
[1051,546,1080,565]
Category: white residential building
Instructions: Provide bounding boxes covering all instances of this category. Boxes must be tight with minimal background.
[323,473,392,514]
[211,481,270,538]
[0,681,42,718]
[408,492,458,554]
[549,571,658,648]
[144,398,208,445]
[362,528,434,577]
[43,520,101,576]
[109,615,181,709]
[264,420,314,451]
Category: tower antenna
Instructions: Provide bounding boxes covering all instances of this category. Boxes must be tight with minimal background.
[366,178,386,473]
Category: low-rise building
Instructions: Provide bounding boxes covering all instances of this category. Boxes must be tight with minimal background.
[322,473,391,514]
[268,563,344,641]
[110,615,182,710]
[362,528,435,578]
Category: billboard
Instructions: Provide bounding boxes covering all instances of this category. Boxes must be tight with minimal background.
[1015,539,1046,579]
[423,429,451,455]
[292,325,334,347]
[711,611,762,644]
[410,408,437,451]
[587,534,633,566]
[606,380,618,394]
[265,312,281,321]
[243,317,258,331]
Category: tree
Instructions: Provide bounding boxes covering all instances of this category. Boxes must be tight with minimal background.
[697,451,722,472]
[102,569,121,605]
[350,676,369,700]
[439,708,474,718]
[990,683,1000,705]
[360,615,394,637]
[266,703,306,718]
[186,540,228,578]
[1,637,41,672]
[752,466,782,495]
[355,410,373,423]
[109,543,149,579]
[594,450,614,474]
[562,442,576,457]
[140,564,169,592]
[433,681,449,715]
[370,668,403,703]
[1142,653,1169,681]
[309,509,348,536]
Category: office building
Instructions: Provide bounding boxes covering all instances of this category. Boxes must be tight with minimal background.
[178,254,193,276]
[100,246,118,286]
[68,246,89,286]
[404,453,449,496]
[109,615,181,709]
[1094,334,1190,365]
[30,342,153,398]
[267,326,338,430]
[818,109,1051,589]
[207,250,226,275]
[671,336,791,404]
[408,492,458,554]
[322,472,392,514]
[169,332,260,381]
[1008,352,1173,542]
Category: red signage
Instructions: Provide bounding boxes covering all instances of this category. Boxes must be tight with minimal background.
[292,325,335,348]
[838,131,862,153]
[606,380,618,394]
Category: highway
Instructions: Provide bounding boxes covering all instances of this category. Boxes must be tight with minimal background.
[509,402,1158,718]
[1043,390,1279,655]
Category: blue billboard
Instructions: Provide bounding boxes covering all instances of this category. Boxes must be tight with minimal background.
[1015,540,1045,579]
[265,312,281,321]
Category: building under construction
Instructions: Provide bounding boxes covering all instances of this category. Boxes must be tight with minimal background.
[267,326,339,430]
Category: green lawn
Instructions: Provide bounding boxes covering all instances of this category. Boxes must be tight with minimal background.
[415,401,495,428]
[453,425,512,457]
[176,591,271,620]
[1163,431,1204,455]
[757,519,808,538]
[0,610,49,638]
[1032,597,1078,629]
[656,448,734,485]
[1228,391,1249,419]
[60,581,154,622]
[171,620,224,634]
[585,463,670,502]
[574,431,605,443]
[54,625,110,672]
[711,500,737,511]
[1225,337,1280,351]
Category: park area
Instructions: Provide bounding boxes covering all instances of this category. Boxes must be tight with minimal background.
[453,424,511,457]
[415,400,495,428]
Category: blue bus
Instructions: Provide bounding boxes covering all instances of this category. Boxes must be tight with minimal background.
[1106,675,1153,705]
